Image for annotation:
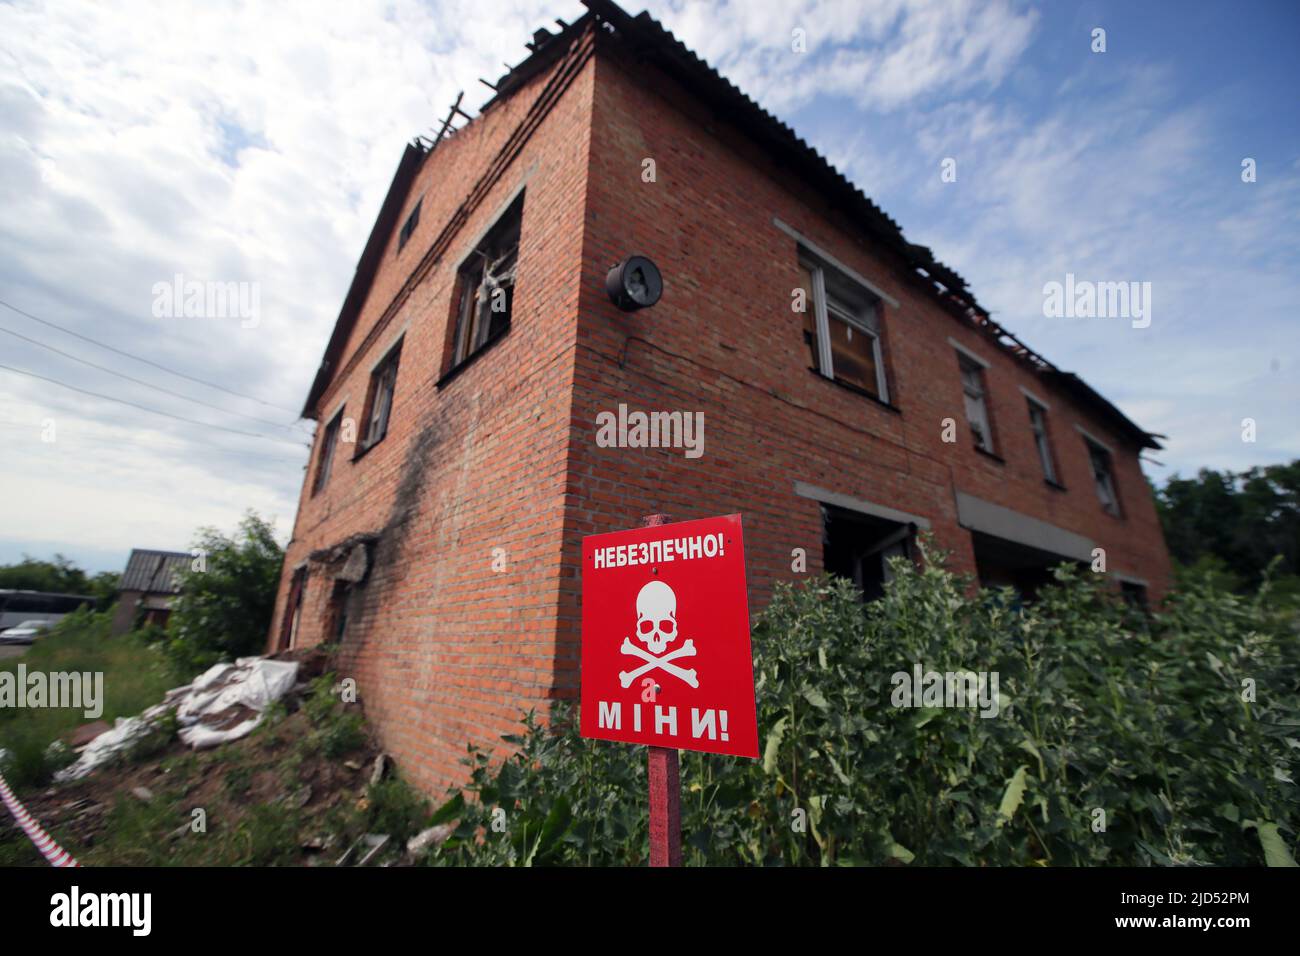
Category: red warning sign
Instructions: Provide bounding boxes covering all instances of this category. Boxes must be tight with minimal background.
[579,514,758,758]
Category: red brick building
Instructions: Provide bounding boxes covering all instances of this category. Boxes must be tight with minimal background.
[268,0,1172,794]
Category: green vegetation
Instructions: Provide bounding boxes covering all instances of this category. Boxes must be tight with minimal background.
[0,554,119,604]
[0,608,185,789]
[160,511,283,673]
[1156,458,1300,597]
[427,550,1299,866]
[0,673,431,867]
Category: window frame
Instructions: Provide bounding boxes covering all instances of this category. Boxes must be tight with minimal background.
[448,195,523,372]
[311,409,344,496]
[397,198,421,252]
[800,253,890,403]
[358,338,403,455]
[1084,436,1122,516]
[957,354,994,453]
[1026,397,1058,484]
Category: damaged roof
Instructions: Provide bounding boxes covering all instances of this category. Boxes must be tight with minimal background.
[300,0,1161,450]
[119,549,190,594]
[577,0,1161,449]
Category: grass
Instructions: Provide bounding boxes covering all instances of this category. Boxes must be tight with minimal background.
[0,670,434,866]
[0,607,188,790]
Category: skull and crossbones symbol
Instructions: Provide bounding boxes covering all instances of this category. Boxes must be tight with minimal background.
[619,580,698,689]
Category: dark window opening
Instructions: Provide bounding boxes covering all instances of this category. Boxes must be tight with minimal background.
[1026,399,1057,483]
[821,504,914,602]
[359,338,403,452]
[311,411,343,495]
[959,356,993,452]
[278,568,306,651]
[1120,580,1149,611]
[451,195,522,369]
[398,199,421,251]
[971,532,1080,602]
[1085,438,1121,516]
[327,580,351,644]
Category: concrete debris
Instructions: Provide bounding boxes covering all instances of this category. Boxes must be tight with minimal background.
[337,543,369,583]
[357,833,390,867]
[64,720,112,749]
[130,786,154,802]
[369,753,390,787]
[406,823,456,856]
[55,656,299,782]
[335,833,391,867]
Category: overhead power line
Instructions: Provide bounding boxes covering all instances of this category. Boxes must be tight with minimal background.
[0,322,303,433]
[0,297,305,417]
[0,362,309,448]
[0,421,307,465]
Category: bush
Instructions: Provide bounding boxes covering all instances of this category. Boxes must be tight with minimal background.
[425,547,1299,866]
[163,511,283,670]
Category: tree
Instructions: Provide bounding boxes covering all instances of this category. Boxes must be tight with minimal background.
[1155,459,1300,588]
[0,556,119,605]
[0,554,90,594]
[165,512,284,671]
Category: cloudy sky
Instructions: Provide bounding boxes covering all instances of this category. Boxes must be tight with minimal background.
[1,0,1296,573]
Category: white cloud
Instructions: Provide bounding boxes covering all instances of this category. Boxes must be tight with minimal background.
[0,0,583,569]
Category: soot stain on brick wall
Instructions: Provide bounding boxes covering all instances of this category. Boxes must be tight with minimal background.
[342,418,445,657]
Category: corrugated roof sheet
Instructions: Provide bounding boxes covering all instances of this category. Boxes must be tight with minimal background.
[119,549,190,594]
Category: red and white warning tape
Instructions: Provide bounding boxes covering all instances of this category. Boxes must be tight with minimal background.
[0,769,80,867]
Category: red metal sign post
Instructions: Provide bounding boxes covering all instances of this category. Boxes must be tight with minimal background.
[643,513,681,868]
[580,511,759,867]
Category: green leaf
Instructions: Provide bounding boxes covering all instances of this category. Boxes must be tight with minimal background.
[531,796,573,865]
[762,717,787,775]
[1019,739,1043,763]
[427,792,465,826]
[887,842,915,864]
[802,687,830,710]
[1255,823,1298,867]
[996,766,1029,827]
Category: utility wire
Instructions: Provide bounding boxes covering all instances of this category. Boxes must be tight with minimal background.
[0,297,306,417]
[0,363,309,448]
[0,421,307,465]
[0,322,305,433]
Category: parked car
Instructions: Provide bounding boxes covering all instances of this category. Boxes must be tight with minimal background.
[0,619,52,645]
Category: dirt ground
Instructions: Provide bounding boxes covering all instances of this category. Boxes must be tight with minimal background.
[0,676,432,867]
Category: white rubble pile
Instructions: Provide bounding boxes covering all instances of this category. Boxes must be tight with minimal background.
[55,657,299,782]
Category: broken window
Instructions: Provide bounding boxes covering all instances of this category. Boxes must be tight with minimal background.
[958,355,993,452]
[312,410,343,495]
[971,531,1074,601]
[1026,398,1057,483]
[798,253,889,402]
[398,198,421,252]
[1120,579,1149,610]
[1085,437,1121,516]
[361,338,402,451]
[278,567,306,651]
[451,195,522,368]
[821,503,913,602]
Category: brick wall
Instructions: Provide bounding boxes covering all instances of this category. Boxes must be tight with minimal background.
[559,42,1171,648]
[269,25,1172,797]
[267,45,597,794]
